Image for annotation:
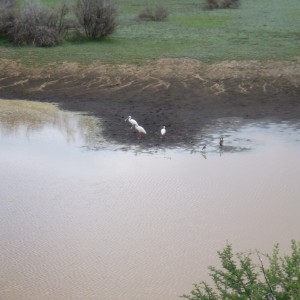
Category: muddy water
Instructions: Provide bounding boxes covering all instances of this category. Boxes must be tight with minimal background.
[0,100,300,300]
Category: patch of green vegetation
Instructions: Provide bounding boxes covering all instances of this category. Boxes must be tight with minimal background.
[1,0,300,65]
[183,241,300,300]
[0,37,204,65]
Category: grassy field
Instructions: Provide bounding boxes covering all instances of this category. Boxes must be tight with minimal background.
[0,0,300,65]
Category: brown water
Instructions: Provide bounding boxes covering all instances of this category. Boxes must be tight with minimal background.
[0,100,300,300]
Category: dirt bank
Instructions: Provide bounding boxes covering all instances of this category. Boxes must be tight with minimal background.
[1,58,300,147]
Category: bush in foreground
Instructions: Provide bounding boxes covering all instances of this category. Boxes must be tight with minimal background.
[182,240,300,300]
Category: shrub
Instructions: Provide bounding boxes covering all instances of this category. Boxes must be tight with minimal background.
[138,5,168,22]
[203,0,219,10]
[182,240,300,300]
[54,3,71,38]
[221,0,240,9]
[204,0,240,10]
[75,0,116,40]
[7,1,70,46]
[0,0,15,10]
[0,0,16,36]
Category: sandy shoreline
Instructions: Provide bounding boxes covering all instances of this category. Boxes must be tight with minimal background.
[1,58,300,147]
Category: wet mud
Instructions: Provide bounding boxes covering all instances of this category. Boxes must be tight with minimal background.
[0,59,300,148]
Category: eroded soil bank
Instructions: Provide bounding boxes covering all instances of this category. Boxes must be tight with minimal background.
[0,58,300,147]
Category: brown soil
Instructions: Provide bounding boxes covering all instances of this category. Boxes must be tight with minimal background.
[1,58,300,148]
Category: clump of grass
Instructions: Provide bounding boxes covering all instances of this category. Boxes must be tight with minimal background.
[138,5,168,22]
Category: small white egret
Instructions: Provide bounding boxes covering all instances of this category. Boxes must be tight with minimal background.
[161,126,166,136]
[134,124,146,138]
[125,116,138,129]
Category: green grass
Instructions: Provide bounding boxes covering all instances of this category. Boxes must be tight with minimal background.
[1,0,300,65]
[170,15,231,28]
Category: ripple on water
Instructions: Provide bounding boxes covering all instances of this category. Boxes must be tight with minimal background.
[0,100,300,300]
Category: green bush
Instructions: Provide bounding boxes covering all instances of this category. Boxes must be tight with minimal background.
[182,240,300,300]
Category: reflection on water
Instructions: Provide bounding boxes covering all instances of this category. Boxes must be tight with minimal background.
[0,99,103,148]
[0,100,300,300]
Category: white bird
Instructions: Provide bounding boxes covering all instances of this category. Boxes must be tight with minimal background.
[125,116,138,129]
[161,126,166,136]
[134,124,146,138]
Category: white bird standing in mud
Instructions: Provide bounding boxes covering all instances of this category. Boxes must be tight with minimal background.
[161,126,166,136]
[134,124,146,138]
[125,116,138,129]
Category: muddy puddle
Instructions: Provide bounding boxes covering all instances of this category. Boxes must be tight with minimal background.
[1,100,300,300]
